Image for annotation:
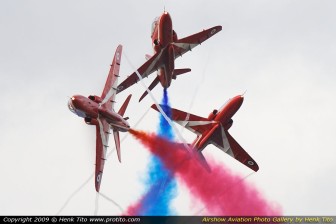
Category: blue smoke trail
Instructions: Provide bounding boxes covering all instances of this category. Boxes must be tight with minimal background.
[137,88,177,215]
[158,89,174,140]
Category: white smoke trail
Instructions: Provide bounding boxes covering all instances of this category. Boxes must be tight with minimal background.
[123,51,191,152]
[56,107,150,215]
[99,192,124,214]
[94,192,99,216]
[56,174,93,215]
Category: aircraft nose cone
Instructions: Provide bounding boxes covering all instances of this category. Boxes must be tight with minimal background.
[161,11,172,22]
[231,95,244,110]
[238,95,244,104]
[71,96,77,106]
[68,96,77,113]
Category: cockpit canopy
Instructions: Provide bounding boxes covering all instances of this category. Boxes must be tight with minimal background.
[151,17,159,36]
[208,109,218,120]
[68,97,76,114]
[219,98,230,111]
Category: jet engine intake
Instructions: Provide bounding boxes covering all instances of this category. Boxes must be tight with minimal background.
[224,119,233,130]
[84,117,98,125]
[88,95,102,103]
[173,30,178,42]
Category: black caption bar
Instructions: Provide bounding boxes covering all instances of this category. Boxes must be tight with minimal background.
[2,216,336,224]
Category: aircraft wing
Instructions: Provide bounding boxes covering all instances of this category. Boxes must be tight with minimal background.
[151,104,216,135]
[100,45,122,111]
[209,126,259,172]
[94,117,110,192]
[172,25,222,59]
[117,51,164,94]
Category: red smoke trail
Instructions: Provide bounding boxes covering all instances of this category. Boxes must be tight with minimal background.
[126,201,141,216]
[129,129,282,216]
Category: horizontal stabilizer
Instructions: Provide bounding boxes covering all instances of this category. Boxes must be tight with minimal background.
[113,130,121,162]
[139,76,160,102]
[118,94,132,116]
[172,68,191,79]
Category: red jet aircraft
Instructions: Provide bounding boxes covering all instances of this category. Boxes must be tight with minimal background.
[151,95,259,172]
[117,11,222,101]
[68,45,132,192]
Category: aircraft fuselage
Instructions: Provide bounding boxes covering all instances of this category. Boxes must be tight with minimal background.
[68,95,130,132]
[192,95,244,151]
[151,12,175,88]
[213,95,244,125]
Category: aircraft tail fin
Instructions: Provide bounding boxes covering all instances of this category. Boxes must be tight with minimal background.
[193,151,211,172]
[172,68,191,79]
[179,143,211,172]
[117,94,132,117]
[139,76,160,102]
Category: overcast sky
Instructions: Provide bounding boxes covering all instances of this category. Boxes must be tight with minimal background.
[1,0,336,215]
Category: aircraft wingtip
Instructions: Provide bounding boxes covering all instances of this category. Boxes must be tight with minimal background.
[95,183,100,192]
